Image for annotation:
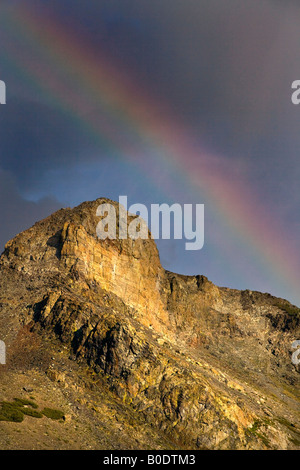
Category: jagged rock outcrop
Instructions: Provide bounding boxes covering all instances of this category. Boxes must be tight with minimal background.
[0,199,299,450]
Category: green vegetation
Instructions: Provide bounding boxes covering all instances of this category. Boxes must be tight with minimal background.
[0,402,24,422]
[0,397,64,422]
[247,419,262,434]
[21,408,43,418]
[13,397,38,409]
[274,301,300,316]
[289,436,300,447]
[276,417,300,436]
[246,420,271,448]
[41,408,65,420]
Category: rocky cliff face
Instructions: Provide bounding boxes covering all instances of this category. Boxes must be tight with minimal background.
[0,199,299,450]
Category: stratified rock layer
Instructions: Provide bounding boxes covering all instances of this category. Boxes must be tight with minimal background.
[0,199,299,450]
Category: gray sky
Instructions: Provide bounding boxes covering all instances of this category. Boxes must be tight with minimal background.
[0,0,300,305]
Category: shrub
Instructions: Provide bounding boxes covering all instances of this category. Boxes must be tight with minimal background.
[21,408,43,418]
[13,398,38,409]
[274,301,300,316]
[41,408,65,420]
[0,402,24,422]
[0,397,64,422]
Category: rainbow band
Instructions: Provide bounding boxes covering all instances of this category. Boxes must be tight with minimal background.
[0,4,298,302]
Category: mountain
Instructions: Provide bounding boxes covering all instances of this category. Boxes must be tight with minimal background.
[0,198,299,450]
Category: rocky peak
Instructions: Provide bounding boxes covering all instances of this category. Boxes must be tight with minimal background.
[0,199,299,450]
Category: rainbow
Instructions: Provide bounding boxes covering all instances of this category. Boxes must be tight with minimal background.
[0,3,299,303]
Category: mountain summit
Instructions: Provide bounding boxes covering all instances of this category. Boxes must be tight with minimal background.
[0,199,299,450]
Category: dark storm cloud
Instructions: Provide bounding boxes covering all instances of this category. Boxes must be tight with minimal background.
[7,0,299,214]
[18,0,300,155]
[0,99,107,191]
[0,0,300,304]
[0,170,60,251]
[0,97,103,250]
[1,0,300,208]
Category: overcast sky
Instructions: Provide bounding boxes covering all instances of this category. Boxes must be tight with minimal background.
[1,0,300,305]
